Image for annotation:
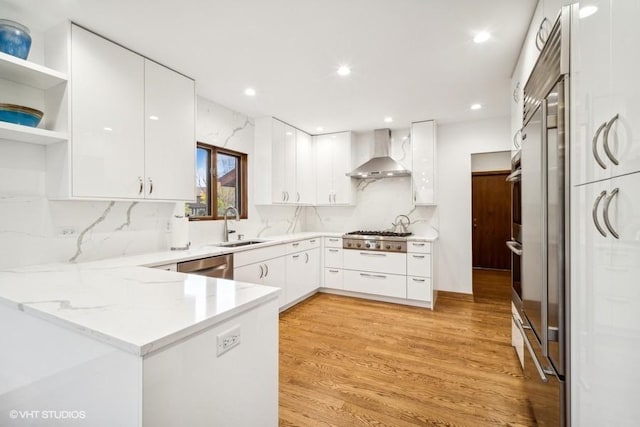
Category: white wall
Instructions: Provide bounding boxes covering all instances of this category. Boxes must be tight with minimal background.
[436,117,511,294]
[471,150,511,172]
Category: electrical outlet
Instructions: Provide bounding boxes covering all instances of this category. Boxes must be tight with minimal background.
[216,325,241,357]
[57,226,78,237]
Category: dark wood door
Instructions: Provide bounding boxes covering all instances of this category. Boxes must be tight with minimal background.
[472,171,511,270]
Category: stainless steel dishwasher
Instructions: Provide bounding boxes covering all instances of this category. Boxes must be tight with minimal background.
[177,254,233,279]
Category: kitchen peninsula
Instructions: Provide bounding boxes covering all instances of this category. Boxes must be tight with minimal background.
[0,262,280,427]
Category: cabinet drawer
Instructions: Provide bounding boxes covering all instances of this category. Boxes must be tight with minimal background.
[343,270,406,298]
[407,276,432,302]
[407,253,431,277]
[407,241,431,254]
[234,244,286,267]
[324,268,343,289]
[324,248,343,268]
[324,237,343,248]
[286,237,320,254]
[343,250,406,275]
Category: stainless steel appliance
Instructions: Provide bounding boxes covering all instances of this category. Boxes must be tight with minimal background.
[343,230,412,253]
[507,151,523,308]
[516,6,572,426]
[177,254,234,279]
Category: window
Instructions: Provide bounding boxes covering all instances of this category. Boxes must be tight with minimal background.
[188,143,248,220]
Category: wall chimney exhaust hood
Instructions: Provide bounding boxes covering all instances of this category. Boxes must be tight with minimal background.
[347,129,411,178]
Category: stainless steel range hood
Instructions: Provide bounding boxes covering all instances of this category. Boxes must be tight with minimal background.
[347,129,411,178]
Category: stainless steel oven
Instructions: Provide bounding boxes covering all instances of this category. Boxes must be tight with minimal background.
[507,151,523,308]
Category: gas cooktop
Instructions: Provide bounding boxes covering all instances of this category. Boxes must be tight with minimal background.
[342,230,412,252]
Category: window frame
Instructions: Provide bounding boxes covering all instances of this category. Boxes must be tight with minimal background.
[189,142,248,221]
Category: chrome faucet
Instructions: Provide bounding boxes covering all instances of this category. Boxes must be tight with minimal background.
[223,206,240,242]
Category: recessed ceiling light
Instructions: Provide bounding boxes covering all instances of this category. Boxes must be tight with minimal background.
[579,5,598,19]
[244,87,256,96]
[471,103,482,110]
[316,126,324,132]
[384,117,393,123]
[473,31,491,44]
[337,65,351,76]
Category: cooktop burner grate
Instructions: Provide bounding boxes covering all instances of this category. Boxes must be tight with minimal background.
[344,230,413,237]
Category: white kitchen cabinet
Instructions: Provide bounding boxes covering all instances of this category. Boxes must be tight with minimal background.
[571,171,640,426]
[70,25,145,199]
[143,59,195,201]
[343,270,407,299]
[315,132,354,205]
[255,117,315,205]
[324,268,343,289]
[411,120,436,205]
[406,240,434,303]
[573,0,640,186]
[284,237,320,255]
[234,256,286,308]
[324,247,343,268]
[47,24,195,201]
[285,247,320,304]
[343,250,406,276]
[324,236,343,248]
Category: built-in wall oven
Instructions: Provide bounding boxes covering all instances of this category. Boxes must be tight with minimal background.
[507,151,522,308]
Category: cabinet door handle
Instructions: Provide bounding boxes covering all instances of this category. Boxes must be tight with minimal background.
[328,269,339,273]
[535,18,549,51]
[282,191,286,202]
[296,192,300,202]
[259,264,264,279]
[328,193,332,203]
[513,81,521,103]
[603,188,620,239]
[264,263,269,277]
[603,114,620,166]
[513,129,522,149]
[305,252,309,263]
[592,190,608,237]
[310,239,316,243]
[328,238,339,242]
[592,122,608,169]
[148,178,154,195]
[412,278,426,283]
[138,177,143,195]
[359,252,386,257]
[292,242,300,247]
[360,273,386,279]
[285,192,290,202]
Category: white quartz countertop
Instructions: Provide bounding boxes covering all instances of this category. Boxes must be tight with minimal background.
[0,230,438,357]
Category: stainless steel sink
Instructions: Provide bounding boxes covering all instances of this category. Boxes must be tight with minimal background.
[214,240,266,248]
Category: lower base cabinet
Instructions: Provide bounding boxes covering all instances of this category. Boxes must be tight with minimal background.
[343,270,407,299]
[324,268,343,289]
[407,276,432,302]
[285,248,320,304]
[234,257,286,307]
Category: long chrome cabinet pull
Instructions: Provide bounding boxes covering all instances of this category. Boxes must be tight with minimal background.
[592,122,608,169]
[603,114,620,165]
[359,252,387,257]
[603,188,620,239]
[360,273,386,279]
[592,190,608,237]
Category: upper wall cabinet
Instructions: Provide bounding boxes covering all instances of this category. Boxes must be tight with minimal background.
[254,117,315,205]
[411,120,436,205]
[572,0,640,186]
[46,24,195,201]
[314,132,354,206]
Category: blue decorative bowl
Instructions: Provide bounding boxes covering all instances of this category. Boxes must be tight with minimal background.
[0,103,43,127]
[0,19,32,60]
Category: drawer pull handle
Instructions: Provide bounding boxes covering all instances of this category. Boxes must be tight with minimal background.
[328,249,339,253]
[360,273,387,279]
[359,252,387,257]
[310,239,316,243]
[292,254,300,259]
[292,242,300,247]
[329,269,339,273]
[412,255,425,259]
[412,243,426,247]
[329,238,339,242]
[412,278,426,283]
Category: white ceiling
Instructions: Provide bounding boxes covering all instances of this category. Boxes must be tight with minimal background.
[4,0,536,133]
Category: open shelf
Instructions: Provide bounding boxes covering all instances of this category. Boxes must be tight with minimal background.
[0,121,67,145]
[0,51,68,90]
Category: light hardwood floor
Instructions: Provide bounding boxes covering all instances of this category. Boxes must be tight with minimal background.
[279,271,535,426]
